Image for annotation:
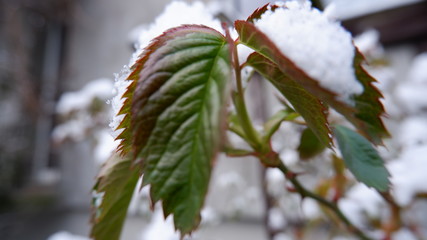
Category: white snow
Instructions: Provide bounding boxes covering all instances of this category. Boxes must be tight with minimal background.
[386,53,427,206]
[388,146,427,206]
[109,65,131,137]
[354,29,384,59]
[47,231,90,240]
[200,207,221,225]
[52,118,91,142]
[395,53,427,114]
[140,207,180,240]
[268,207,287,230]
[54,78,114,142]
[94,130,119,164]
[396,84,427,114]
[111,1,223,135]
[338,183,384,227]
[254,0,363,104]
[301,198,321,219]
[406,53,427,83]
[392,228,418,240]
[56,78,113,114]
[139,205,218,240]
[273,233,292,240]
[266,168,286,196]
[279,148,299,166]
[131,1,222,65]
[395,116,427,150]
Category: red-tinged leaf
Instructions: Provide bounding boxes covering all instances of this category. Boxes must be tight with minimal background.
[130,25,231,235]
[246,3,278,22]
[91,154,140,240]
[236,20,354,115]
[115,61,145,155]
[246,52,331,147]
[246,3,283,23]
[353,49,390,144]
[235,20,387,144]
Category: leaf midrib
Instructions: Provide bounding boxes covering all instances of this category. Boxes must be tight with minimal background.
[184,40,226,204]
[146,40,227,202]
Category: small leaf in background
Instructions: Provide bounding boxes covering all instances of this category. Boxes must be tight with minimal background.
[91,154,140,240]
[131,25,231,235]
[298,127,326,160]
[333,125,390,192]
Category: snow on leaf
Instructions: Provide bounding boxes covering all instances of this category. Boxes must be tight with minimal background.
[90,154,140,240]
[131,25,231,235]
[246,52,331,147]
[114,57,144,156]
[235,19,388,145]
[235,20,354,118]
[252,2,363,102]
[334,125,390,192]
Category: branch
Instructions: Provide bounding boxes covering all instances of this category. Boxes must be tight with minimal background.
[276,161,373,240]
[231,42,264,152]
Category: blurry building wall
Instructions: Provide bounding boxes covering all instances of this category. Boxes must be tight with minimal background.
[59,0,175,209]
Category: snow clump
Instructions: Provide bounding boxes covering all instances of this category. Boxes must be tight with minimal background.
[254,0,363,103]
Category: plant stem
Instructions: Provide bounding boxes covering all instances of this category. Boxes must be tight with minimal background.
[276,161,373,240]
[379,191,402,238]
[232,42,263,151]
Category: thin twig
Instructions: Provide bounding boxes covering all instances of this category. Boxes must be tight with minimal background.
[276,161,373,240]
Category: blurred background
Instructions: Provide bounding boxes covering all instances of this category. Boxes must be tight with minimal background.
[1,0,427,239]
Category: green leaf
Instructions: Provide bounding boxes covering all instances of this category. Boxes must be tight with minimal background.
[353,49,390,144]
[298,127,327,159]
[333,125,390,192]
[115,54,146,155]
[131,25,231,235]
[246,52,331,147]
[91,154,140,240]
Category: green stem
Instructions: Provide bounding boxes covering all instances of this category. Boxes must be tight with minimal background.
[232,43,263,151]
[277,161,373,240]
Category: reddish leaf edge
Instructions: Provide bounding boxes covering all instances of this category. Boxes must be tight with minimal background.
[242,3,389,144]
[113,24,226,159]
[128,24,229,236]
[352,48,390,144]
[235,19,389,145]
[246,3,280,22]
